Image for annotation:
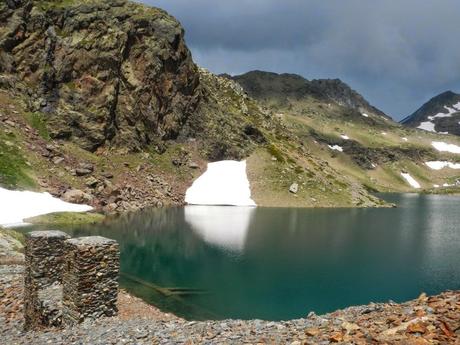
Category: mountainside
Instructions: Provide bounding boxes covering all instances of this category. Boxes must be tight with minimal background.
[229,70,390,119]
[401,91,460,135]
[0,0,387,210]
[230,71,460,196]
[1,0,460,213]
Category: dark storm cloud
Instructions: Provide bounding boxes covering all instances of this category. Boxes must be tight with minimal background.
[141,0,460,119]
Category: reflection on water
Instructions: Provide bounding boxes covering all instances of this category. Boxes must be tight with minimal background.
[18,193,460,321]
[185,206,255,252]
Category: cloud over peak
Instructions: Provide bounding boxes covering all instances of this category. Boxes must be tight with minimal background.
[143,0,460,119]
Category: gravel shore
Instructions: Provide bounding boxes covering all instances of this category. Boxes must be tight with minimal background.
[1,264,459,344]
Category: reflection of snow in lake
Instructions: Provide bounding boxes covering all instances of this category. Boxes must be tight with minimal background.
[184,206,255,252]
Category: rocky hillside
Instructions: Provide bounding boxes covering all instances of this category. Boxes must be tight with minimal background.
[1,0,460,212]
[401,91,460,135]
[0,0,393,210]
[229,70,389,119]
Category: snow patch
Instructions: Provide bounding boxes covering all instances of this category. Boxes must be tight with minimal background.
[328,145,343,152]
[185,160,256,206]
[340,135,350,140]
[418,121,436,132]
[400,172,421,189]
[361,113,369,118]
[425,161,460,170]
[431,141,460,154]
[418,104,460,133]
[0,187,92,227]
[433,184,440,188]
[381,132,387,136]
[402,137,408,142]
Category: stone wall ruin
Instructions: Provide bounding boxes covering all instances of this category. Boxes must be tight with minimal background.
[23,231,119,330]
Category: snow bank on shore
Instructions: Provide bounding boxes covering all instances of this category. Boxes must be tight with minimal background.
[185,160,256,206]
[0,187,92,227]
[401,173,421,189]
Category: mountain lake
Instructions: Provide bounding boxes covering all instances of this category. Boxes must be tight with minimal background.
[17,193,460,321]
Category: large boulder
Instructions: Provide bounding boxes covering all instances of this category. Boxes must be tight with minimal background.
[62,189,93,204]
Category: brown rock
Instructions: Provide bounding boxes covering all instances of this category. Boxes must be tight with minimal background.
[329,332,344,343]
[406,338,430,345]
[305,327,320,337]
[76,168,93,176]
[406,321,427,334]
[62,189,93,204]
[85,177,99,188]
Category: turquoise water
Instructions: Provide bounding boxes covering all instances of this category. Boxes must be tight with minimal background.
[21,193,460,320]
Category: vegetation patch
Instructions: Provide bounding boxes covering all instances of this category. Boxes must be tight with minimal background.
[0,132,36,189]
[24,112,50,140]
[266,144,285,163]
[25,212,105,226]
[0,227,25,246]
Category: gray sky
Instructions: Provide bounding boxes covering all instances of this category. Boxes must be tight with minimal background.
[143,0,460,120]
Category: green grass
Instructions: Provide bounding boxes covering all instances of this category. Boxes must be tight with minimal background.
[0,227,25,253]
[266,144,285,163]
[24,212,105,226]
[24,112,50,140]
[0,133,36,189]
[0,227,25,245]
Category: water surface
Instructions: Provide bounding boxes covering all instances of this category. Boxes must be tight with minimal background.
[21,193,460,320]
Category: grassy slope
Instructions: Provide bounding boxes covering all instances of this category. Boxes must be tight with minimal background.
[264,96,460,197]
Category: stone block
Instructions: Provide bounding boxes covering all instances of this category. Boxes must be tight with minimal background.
[62,236,119,325]
[24,230,70,330]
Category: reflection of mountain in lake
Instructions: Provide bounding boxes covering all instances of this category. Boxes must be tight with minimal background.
[185,206,255,252]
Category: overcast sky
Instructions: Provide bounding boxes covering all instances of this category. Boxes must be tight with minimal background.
[143,0,460,120]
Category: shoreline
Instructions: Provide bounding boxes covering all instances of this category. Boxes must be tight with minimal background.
[1,261,458,344]
[1,225,459,344]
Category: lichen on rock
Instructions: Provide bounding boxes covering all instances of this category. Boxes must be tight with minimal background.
[1,0,200,152]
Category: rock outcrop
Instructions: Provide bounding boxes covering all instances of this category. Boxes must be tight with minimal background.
[1,0,200,152]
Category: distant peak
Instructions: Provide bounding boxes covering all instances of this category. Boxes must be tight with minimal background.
[435,90,459,98]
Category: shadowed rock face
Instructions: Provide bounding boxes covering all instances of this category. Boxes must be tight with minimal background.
[0,0,200,152]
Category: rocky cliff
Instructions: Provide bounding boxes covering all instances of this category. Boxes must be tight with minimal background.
[1,0,203,152]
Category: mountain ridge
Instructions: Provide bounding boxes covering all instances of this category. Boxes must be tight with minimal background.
[228,70,391,120]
